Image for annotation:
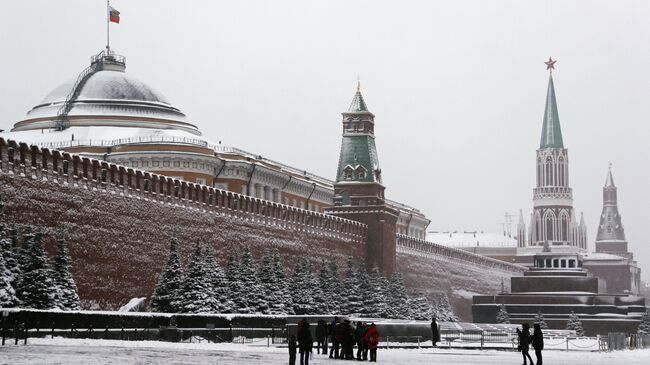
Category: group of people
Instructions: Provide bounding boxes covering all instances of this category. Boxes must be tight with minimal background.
[288,317,381,365]
[516,323,544,365]
[288,317,542,365]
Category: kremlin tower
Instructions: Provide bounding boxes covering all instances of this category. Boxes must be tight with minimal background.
[519,59,587,250]
[326,83,399,275]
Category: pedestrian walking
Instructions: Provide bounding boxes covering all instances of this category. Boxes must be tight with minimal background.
[362,323,380,362]
[516,323,534,365]
[288,335,297,365]
[316,319,327,355]
[297,319,313,365]
[532,323,544,365]
[431,316,440,347]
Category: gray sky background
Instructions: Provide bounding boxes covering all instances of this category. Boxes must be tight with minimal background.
[1,1,648,280]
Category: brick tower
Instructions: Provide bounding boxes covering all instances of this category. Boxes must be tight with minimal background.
[594,165,630,257]
[326,82,398,275]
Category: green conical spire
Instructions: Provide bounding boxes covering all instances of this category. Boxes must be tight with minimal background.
[539,74,564,149]
[348,80,369,112]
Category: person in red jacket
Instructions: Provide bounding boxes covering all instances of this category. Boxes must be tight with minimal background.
[362,323,380,362]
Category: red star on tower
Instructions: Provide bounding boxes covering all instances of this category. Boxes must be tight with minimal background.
[545,57,557,72]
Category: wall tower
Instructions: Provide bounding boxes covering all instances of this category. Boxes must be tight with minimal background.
[326,82,398,275]
[525,59,587,249]
[594,165,629,257]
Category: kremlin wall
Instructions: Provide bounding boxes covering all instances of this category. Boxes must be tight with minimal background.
[0,137,518,319]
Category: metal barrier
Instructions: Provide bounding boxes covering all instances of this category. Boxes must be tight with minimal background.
[2,324,288,346]
[607,333,650,351]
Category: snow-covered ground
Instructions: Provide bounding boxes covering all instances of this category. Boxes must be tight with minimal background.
[1,338,649,365]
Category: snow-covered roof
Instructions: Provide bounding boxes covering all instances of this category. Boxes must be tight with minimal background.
[581,252,628,261]
[0,126,207,149]
[427,231,517,248]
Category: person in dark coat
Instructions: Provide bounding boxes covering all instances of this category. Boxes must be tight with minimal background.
[341,319,354,359]
[329,317,341,359]
[430,317,440,347]
[531,323,544,365]
[315,319,327,355]
[362,323,380,362]
[288,335,297,365]
[355,322,367,360]
[297,319,313,365]
[516,323,534,365]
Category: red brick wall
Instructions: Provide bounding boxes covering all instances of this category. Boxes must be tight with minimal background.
[0,171,366,309]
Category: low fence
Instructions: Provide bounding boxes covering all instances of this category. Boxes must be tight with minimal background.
[0,322,288,346]
[607,333,650,351]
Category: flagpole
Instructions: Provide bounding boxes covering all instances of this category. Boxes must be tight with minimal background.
[106,0,110,51]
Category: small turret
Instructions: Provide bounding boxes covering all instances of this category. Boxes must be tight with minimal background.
[595,165,629,257]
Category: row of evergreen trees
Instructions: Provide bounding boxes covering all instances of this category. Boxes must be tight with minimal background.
[151,238,458,320]
[0,200,80,310]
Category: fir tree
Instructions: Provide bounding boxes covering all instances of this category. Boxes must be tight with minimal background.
[638,310,650,334]
[408,292,434,320]
[309,260,329,314]
[0,195,17,307]
[0,229,19,286]
[0,201,20,286]
[341,256,363,315]
[151,237,184,313]
[52,229,80,310]
[225,251,247,313]
[0,252,18,307]
[358,260,381,317]
[385,271,410,319]
[368,266,389,318]
[534,311,548,329]
[239,247,268,314]
[432,292,458,322]
[173,241,217,313]
[290,257,315,315]
[17,226,35,270]
[495,304,510,324]
[258,250,281,314]
[565,311,584,336]
[324,258,342,314]
[204,246,231,313]
[270,249,293,314]
[15,230,58,309]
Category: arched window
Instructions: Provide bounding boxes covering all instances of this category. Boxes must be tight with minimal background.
[356,165,367,180]
[545,157,553,186]
[343,165,354,180]
[543,210,556,242]
[546,218,553,241]
[537,158,542,186]
[560,211,569,241]
[534,211,542,242]
[558,157,565,186]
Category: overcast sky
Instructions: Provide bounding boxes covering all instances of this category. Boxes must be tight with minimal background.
[1,1,648,280]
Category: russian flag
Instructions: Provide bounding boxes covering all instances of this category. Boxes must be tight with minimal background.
[109,6,120,24]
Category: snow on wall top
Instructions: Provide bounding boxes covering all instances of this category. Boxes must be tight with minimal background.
[427,231,517,248]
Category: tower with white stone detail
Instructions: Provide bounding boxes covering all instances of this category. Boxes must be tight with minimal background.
[523,59,587,250]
